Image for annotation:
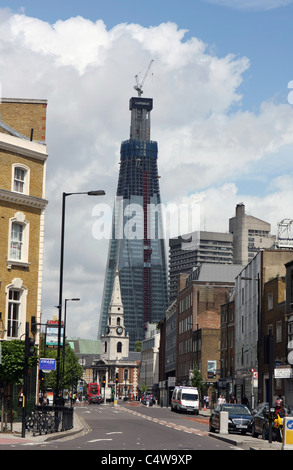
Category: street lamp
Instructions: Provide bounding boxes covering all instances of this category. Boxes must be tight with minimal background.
[62,298,80,393]
[55,189,105,404]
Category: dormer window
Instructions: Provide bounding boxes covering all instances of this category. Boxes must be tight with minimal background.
[12,164,30,195]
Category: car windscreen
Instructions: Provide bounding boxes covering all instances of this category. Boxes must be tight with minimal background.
[222,405,251,415]
[182,393,198,401]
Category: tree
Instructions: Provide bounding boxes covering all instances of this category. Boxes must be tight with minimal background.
[134,341,142,352]
[0,340,38,385]
[40,342,83,392]
[0,339,39,421]
[191,365,205,398]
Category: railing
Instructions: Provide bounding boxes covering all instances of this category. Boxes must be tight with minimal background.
[26,405,73,436]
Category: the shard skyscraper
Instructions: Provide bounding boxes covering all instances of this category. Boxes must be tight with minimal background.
[98,86,168,350]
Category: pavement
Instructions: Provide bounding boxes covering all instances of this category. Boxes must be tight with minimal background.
[0,405,287,450]
[0,409,86,444]
[199,407,283,451]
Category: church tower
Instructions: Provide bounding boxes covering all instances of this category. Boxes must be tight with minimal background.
[101,271,129,361]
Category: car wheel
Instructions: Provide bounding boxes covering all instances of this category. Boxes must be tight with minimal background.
[209,420,216,433]
[251,424,258,438]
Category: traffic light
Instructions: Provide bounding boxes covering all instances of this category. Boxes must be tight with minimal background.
[115,373,119,383]
[39,369,45,383]
[25,334,35,358]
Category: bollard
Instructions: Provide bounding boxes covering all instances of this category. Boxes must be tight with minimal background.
[220,411,229,435]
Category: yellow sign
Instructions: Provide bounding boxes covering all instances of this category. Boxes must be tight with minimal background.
[283,417,293,448]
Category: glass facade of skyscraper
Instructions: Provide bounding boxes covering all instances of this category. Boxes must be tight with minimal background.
[98,97,168,350]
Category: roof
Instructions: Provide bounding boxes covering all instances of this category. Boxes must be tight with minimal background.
[67,338,101,354]
[187,263,244,285]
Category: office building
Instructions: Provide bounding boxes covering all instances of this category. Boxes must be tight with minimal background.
[229,203,275,265]
[169,231,233,303]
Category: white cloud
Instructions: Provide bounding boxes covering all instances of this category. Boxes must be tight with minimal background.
[0,12,292,338]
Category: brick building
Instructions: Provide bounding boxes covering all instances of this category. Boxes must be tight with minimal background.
[0,98,48,358]
[259,276,286,402]
[219,289,235,398]
[176,264,243,386]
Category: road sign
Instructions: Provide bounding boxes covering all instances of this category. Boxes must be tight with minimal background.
[40,358,56,371]
[282,418,293,449]
[274,365,293,378]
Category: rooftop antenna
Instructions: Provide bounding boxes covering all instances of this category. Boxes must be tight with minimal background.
[134,59,154,97]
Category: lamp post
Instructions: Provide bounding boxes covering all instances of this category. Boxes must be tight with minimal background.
[55,190,105,404]
[62,298,80,393]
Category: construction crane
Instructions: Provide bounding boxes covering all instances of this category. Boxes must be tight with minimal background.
[134,59,154,97]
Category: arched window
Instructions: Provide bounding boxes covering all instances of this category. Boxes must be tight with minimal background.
[8,212,29,267]
[12,164,30,195]
[5,278,27,340]
[117,342,122,353]
[117,317,121,325]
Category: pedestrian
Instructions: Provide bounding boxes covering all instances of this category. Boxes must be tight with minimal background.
[229,395,237,404]
[40,393,48,405]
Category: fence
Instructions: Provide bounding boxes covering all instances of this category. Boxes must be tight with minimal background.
[26,405,73,436]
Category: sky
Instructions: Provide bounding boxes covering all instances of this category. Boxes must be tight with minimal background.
[0,0,293,339]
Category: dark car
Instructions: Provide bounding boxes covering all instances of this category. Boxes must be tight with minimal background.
[88,394,103,404]
[251,403,270,439]
[252,403,293,440]
[209,404,253,435]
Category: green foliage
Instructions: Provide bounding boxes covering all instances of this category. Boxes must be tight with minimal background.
[40,342,83,391]
[134,341,142,352]
[190,365,205,396]
[0,340,38,385]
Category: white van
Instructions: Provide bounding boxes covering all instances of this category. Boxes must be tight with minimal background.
[171,386,199,415]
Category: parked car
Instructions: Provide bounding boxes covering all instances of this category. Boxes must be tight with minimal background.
[251,403,270,439]
[209,404,253,434]
[251,402,293,440]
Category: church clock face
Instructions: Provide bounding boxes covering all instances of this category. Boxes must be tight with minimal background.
[116,326,123,335]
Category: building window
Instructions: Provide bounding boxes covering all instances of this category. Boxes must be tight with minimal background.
[268,293,273,310]
[5,280,27,340]
[276,321,282,343]
[117,342,122,353]
[8,213,29,266]
[12,164,30,195]
[7,289,21,338]
[10,223,23,260]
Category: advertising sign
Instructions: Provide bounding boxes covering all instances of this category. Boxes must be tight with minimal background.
[45,320,63,347]
[40,358,56,372]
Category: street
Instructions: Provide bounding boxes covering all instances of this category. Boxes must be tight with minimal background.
[0,402,235,453]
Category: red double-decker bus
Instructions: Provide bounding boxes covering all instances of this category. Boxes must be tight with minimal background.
[88,383,100,404]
